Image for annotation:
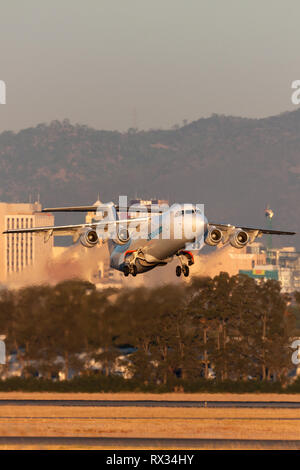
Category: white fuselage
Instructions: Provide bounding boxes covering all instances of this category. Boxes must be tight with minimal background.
[109,204,207,274]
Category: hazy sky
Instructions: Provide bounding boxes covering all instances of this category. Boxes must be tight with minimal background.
[0,0,299,132]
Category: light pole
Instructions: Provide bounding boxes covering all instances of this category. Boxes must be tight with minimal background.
[265,206,274,264]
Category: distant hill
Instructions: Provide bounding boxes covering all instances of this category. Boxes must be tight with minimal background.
[0,111,299,247]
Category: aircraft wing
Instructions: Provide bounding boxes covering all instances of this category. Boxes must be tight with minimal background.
[42,205,166,213]
[210,223,296,236]
[2,216,150,240]
[208,222,295,245]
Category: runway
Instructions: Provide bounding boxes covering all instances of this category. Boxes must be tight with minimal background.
[0,436,298,449]
[0,397,298,449]
[0,399,299,408]
[0,415,299,420]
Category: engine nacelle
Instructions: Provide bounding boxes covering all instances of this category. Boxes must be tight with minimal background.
[112,227,130,245]
[80,229,99,248]
[230,229,249,249]
[205,226,223,246]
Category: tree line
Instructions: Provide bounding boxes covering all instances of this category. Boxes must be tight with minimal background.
[0,273,298,386]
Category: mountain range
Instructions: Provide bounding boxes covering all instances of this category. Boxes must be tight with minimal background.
[0,110,299,247]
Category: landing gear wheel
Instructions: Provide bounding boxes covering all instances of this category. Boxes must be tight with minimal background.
[131,265,137,277]
[182,265,190,277]
[124,265,130,277]
[176,266,182,277]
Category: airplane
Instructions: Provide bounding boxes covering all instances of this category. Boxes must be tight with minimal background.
[2,201,296,278]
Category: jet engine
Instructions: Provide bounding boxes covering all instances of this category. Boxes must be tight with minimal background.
[112,227,130,245]
[230,229,249,249]
[205,226,223,246]
[80,229,99,248]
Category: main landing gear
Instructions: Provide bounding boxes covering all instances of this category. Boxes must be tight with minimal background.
[124,250,139,277]
[175,250,194,277]
[176,264,189,277]
[124,264,137,277]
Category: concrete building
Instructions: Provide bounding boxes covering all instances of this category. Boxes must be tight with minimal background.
[239,264,279,282]
[129,198,169,218]
[265,247,300,293]
[270,247,300,292]
[239,245,300,293]
[129,198,169,208]
[199,242,268,279]
[0,202,54,283]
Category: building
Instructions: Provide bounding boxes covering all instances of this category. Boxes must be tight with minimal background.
[264,246,300,293]
[239,245,300,293]
[197,242,268,279]
[269,247,300,292]
[129,198,169,217]
[239,265,279,282]
[229,242,267,272]
[0,202,54,283]
[129,198,169,208]
[204,241,300,293]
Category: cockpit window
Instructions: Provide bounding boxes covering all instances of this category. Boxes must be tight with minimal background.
[174,209,196,216]
[184,209,195,214]
[173,207,202,217]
